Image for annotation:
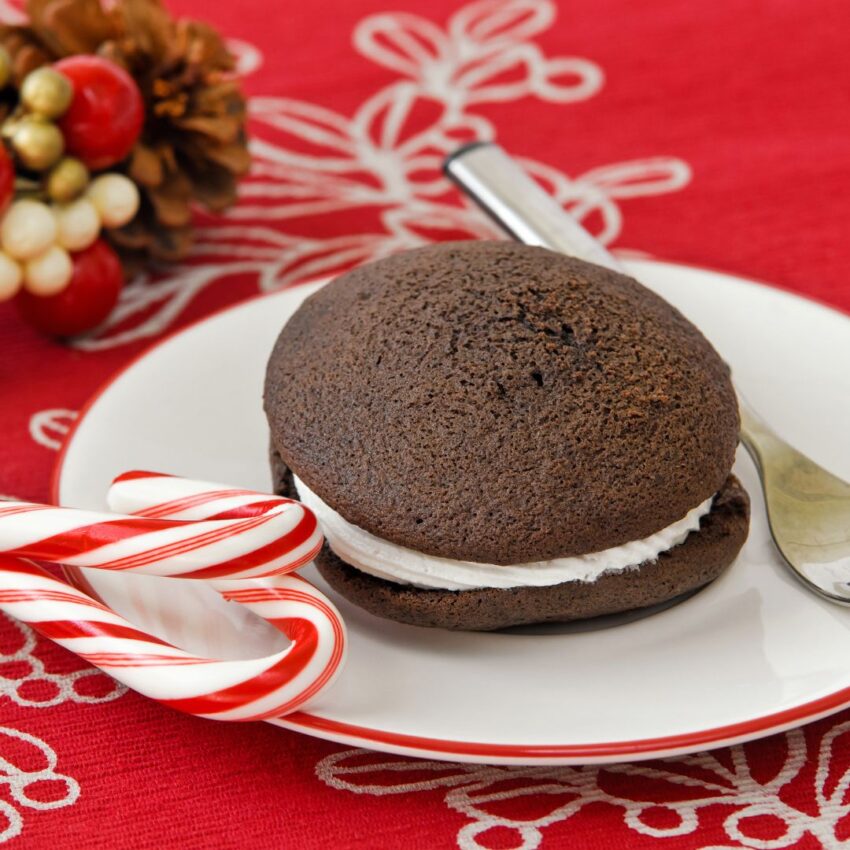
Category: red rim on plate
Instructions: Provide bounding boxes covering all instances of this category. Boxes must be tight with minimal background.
[52,261,850,763]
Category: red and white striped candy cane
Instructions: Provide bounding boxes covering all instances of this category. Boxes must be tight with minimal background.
[0,472,347,719]
[105,471,350,716]
[108,470,299,521]
[0,556,346,720]
[0,478,321,580]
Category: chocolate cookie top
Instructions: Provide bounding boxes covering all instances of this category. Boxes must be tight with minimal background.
[265,241,739,564]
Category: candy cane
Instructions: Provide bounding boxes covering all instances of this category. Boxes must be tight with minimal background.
[108,470,298,521]
[0,481,321,580]
[0,556,346,721]
[104,471,348,715]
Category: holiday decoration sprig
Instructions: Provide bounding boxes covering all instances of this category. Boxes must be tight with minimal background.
[0,52,140,333]
[0,0,249,337]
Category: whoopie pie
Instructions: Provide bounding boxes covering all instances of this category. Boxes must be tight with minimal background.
[264,241,749,630]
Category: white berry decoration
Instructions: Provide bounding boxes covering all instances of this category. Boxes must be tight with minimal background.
[87,173,140,228]
[0,251,22,301]
[24,244,73,296]
[54,198,101,251]
[1,199,58,260]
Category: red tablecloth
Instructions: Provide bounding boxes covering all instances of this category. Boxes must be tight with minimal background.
[1,0,849,847]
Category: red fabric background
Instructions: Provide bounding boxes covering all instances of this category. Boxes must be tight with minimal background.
[1,0,849,847]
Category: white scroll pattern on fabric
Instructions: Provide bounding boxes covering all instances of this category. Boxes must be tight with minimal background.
[316,725,850,850]
[0,489,126,708]
[1,611,127,708]
[28,410,79,452]
[225,38,263,76]
[72,0,691,351]
[0,726,80,843]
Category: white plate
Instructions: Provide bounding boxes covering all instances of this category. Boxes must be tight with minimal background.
[55,259,850,765]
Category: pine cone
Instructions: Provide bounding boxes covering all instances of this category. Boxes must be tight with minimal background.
[0,0,249,264]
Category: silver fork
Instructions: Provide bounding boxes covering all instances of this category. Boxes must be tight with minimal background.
[444,141,850,607]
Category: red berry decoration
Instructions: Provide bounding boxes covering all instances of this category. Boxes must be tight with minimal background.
[0,146,14,215]
[16,239,123,337]
[55,56,144,170]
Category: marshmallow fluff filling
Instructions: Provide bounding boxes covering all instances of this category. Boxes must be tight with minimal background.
[294,475,714,591]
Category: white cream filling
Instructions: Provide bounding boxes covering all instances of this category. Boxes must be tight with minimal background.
[294,475,714,591]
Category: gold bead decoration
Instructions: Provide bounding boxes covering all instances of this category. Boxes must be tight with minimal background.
[0,199,57,260]
[87,173,140,228]
[11,116,65,172]
[21,67,73,120]
[54,198,101,252]
[45,157,90,203]
[1,112,22,140]
[0,251,22,301]
[24,245,73,296]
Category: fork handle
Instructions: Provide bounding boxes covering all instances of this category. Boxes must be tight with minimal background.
[444,142,623,271]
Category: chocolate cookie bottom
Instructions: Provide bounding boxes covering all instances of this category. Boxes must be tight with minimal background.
[274,457,750,631]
